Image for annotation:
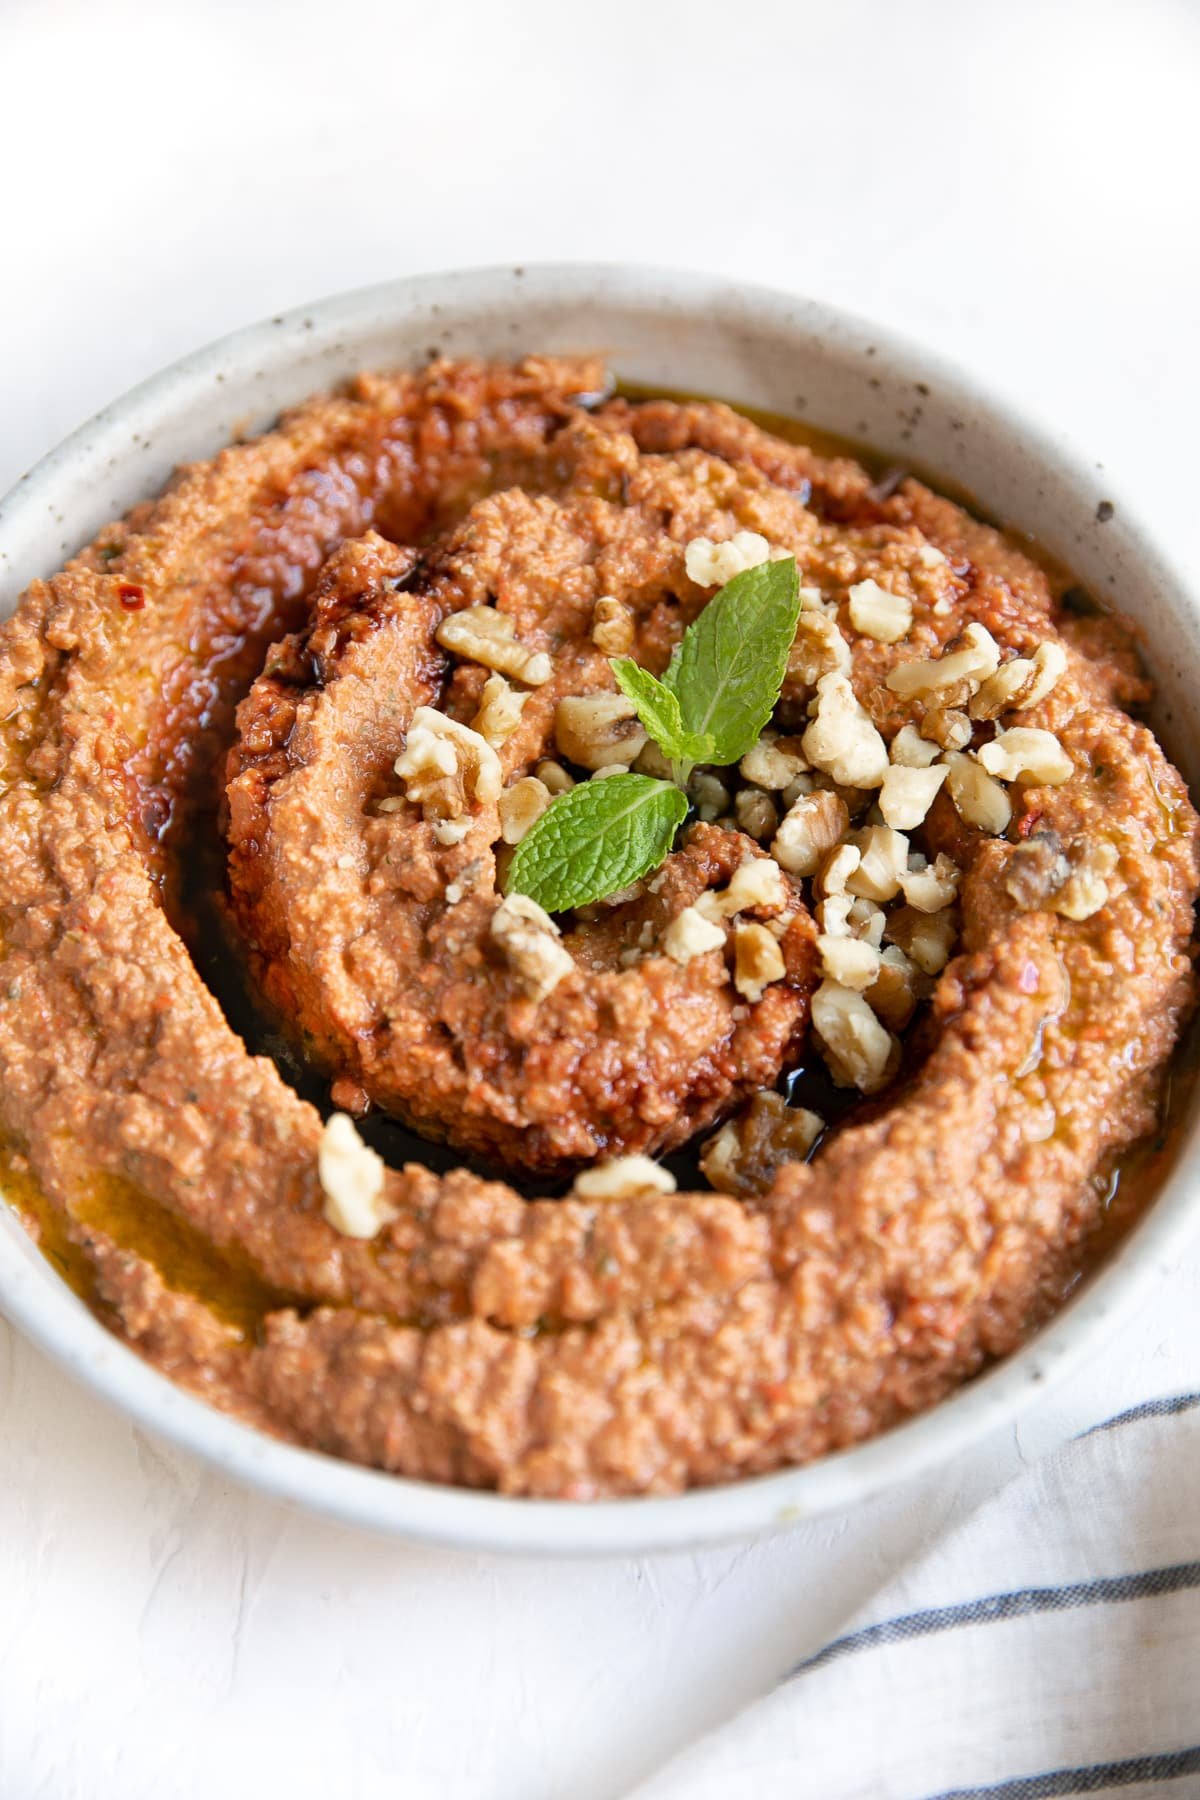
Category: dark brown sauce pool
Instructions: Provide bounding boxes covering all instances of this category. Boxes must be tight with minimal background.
[3,383,1196,1340]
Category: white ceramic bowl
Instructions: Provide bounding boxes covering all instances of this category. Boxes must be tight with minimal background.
[1,265,1197,1555]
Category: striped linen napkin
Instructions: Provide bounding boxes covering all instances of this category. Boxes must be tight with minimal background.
[628,1395,1200,1800]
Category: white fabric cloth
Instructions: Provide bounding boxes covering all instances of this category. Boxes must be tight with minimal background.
[630,1395,1200,1799]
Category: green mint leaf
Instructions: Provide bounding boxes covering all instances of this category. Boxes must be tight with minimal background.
[504,773,689,912]
[611,659,686,755]
[665,556,802,765]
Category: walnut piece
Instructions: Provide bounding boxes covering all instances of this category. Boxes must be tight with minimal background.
[733,921,787,1001]
[789,611,852,687]
[498,776,552,845]
[802,671,889,788]
[885,621,1001,702]
[944,749,1012,835]
[890,723,942,768]
[817,933,882,991]
[885,904,959,974]
[866,945,922,1032]
[436,605,552,686]
[573,1154,677,1200]
[701,1091,823,1197]
[772,789,850,877]
[878,762,949,830]
[920,705,972,752]
[394,707,503,819]
[734,787,778,841]
[536,758,574,793]
[1051,840,1119,921]
[977,727,1073,787]
[490,893,574,1001]
[684,530,771,586]
[1004,832,1070,910]
[472,672,529,748]
[555,694,648,771]
[899,852,961,913]
[664,904,727,965]
[969,641,1068,720]
[812,980,897,1093]
[845,825,910,903]
[847,578,913,644]
[740,731,808,790]
[318,1113,398,1241]
[591,594,636,655]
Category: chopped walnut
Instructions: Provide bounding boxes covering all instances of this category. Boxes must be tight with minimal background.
[318,1113,398,1241]
[472,672,529,748]
[700,1090,823,1197]
[802,671,889,788]
[781,771,815,808]
[733,921,787,1001]
[890,723,942,768]
[812,979,898,1093]
[920,705,972,752]
[1051,839,1118,921]
[878,762,949,830]
[555,693,648,770]
[740,731,808,790]
[573,1154,677,1200]
[817,933,882,991]
[696,856,790,924]
[498,776,552,845]
[394,707,503,819]
[816,841,862,899]
[684,530,771,587]
[845,825,910,903]
[772,789,850,877]
[1004,831,1070,910]
[977,727,1073,786]
[664,904,727,965]
[847,578,913,644]
[867,945,922,1032]
[847,896,887,948]
[885,904,959,974]
[886,621,1001,703]
[536,758,575,794]
[970,641,1068,720]
[490,893,574,1001]
[817,893,854,937]
[723,856,789,915]
[789,610,853,686]
[436,605,552,686]
[900,852,961,913]
[735,787,778,841]
[690,769,731,822]
[591,594,636,655]
[944,750,1012,835]
[432,817,471,846]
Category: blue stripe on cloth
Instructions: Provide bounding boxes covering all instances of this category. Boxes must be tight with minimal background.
[1081,1393,1200,1437]
[922,1745,1200,1798]
[786,1563,1200,1679]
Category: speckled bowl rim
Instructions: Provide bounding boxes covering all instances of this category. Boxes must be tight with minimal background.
[1,264,1198,1556]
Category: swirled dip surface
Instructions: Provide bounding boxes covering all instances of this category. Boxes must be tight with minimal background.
[0,357,1195,1497]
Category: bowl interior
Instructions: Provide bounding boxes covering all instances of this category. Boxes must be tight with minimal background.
[1,264,1197,1553]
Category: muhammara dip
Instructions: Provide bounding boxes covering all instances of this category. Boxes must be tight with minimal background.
[0,357,1195,1497]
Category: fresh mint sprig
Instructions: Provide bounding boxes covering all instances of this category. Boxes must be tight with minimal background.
[613,555,801,780]
[504,555,802,913]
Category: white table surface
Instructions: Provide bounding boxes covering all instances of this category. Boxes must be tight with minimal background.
[3,2,1199,1795]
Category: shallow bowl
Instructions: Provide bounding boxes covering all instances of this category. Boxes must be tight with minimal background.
[1,264,1197,1554]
